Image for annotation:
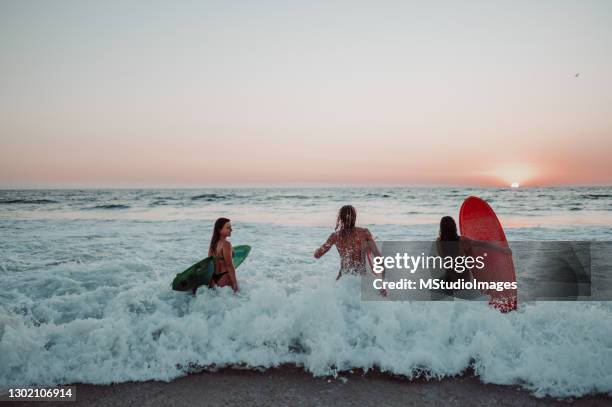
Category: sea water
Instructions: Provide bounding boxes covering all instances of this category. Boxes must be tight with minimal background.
[0,187,611,397]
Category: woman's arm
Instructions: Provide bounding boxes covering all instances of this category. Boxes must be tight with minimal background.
[223,242,239,292]
[314,233,336,258]
[364,228,381,257]
[365,229,387,297]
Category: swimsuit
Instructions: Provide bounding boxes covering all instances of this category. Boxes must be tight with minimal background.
[209,246,229,287]
[211,270,229,284]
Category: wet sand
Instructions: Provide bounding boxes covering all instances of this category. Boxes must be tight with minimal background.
[4,366,609,407]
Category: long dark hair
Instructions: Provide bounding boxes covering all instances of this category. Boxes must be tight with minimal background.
[439,216,459,241]
[209,217,230,256]
[335,205,356,235]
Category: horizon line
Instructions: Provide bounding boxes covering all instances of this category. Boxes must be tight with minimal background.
[1,183,611,190]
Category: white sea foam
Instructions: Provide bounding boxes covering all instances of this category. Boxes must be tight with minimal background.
[1,188,611,398]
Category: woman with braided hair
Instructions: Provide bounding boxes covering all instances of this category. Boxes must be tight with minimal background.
[314,205,381,281]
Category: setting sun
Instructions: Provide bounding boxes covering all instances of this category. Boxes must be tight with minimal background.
[485,163,537,188]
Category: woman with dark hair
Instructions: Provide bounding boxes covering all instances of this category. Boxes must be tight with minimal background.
[314,205,381,280]
[207,217,238,292]
[436,216,510,285]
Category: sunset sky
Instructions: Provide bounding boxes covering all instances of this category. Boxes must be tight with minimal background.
[1,0,611,188]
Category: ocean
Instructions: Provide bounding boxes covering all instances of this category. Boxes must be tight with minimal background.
[0,187,611,397]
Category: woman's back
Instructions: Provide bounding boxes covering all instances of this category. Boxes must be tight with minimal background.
[335,227,373,273]
[436,236,474,282]
[314,205,381,279]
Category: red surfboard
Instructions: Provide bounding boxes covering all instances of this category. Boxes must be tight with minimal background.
[459,196,517,312]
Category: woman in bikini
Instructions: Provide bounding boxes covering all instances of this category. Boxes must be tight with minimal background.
[207,217,239,292]
[314,205,382,281]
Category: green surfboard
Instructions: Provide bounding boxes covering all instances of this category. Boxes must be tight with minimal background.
[171,245,251,291]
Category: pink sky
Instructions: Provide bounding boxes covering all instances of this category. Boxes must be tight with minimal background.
[1,1,611,188]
